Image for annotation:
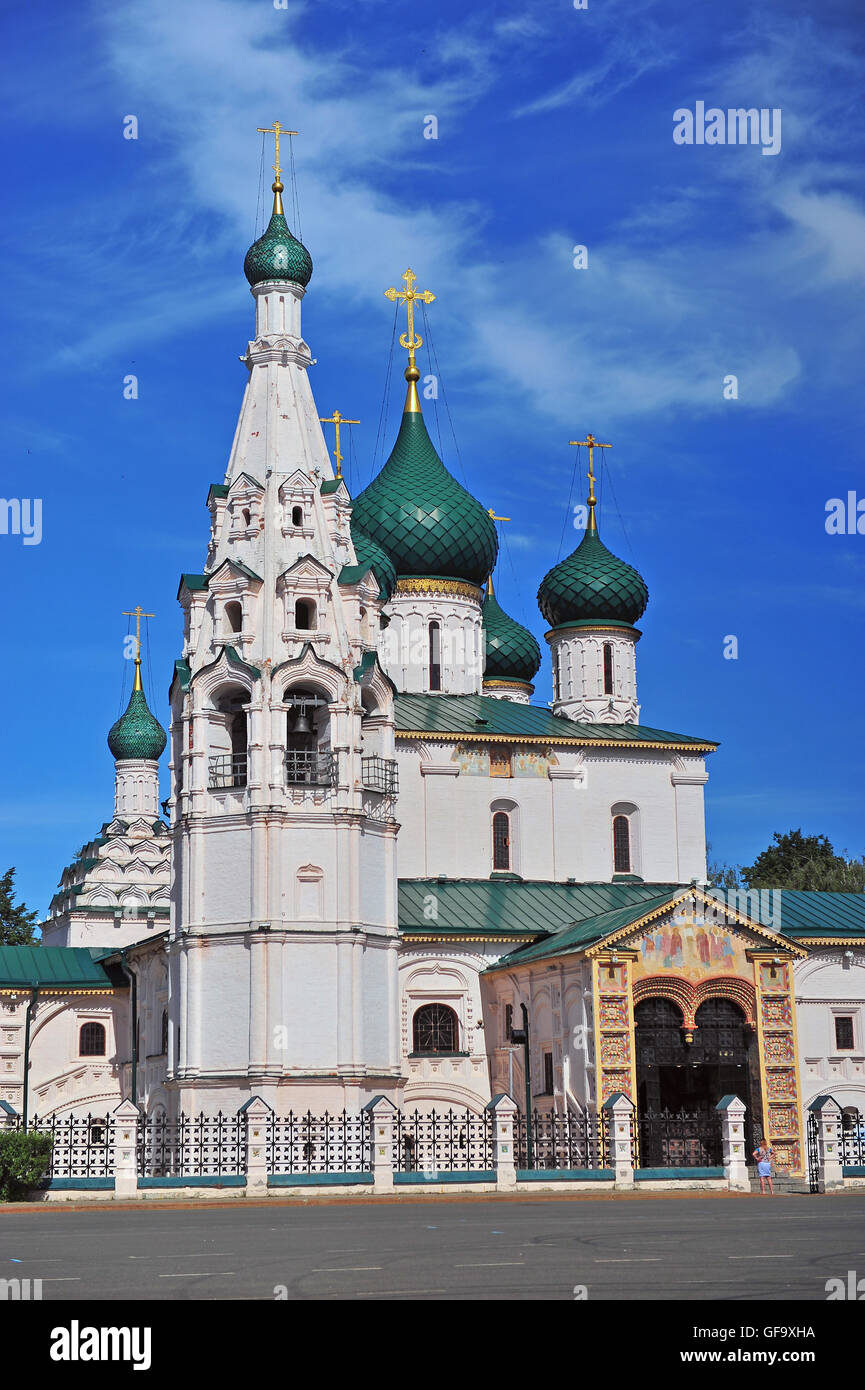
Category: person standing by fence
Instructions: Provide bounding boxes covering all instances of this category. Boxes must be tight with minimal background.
[753,1140,775,1195]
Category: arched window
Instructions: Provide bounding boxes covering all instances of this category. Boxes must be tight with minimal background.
[209,687,249,789]
[553,649,560,701]
[242,508,251,528]
[428,621,442,691]
[80,1021,106,1057]
[493,811,511,870]
[613,814,631,873]
[603,642,614,695]
[412,1003,459,1054]
[161,1010,168,1055]
[292,505,303,527]
[295,599,315,630]
[225,600,243,633]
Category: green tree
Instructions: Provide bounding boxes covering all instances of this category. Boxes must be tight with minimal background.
[0,868,39,946]
[706,843,741,889]
[741,830,865,892]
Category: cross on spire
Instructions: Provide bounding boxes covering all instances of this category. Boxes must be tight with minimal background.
[384,268,435,367]
[122,606,154,692]
[319,409,360,479]
[569,433,611,530]
[256,120,298,184]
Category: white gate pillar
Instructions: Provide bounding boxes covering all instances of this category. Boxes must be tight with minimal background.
[239,1096,274,1195]
[487,1093,518,1189]
[112,1099,142,1198]
[808,1094,844,1192]
[716,1094,749,1190]
[363,1095,396,1192]
[602,1092,635,1188]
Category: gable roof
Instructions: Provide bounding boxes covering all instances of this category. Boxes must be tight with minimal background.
[393,694,717,750]
[0,946,123,992]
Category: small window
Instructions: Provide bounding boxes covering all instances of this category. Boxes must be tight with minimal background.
[412,1003,458,1054]
[493,811,510,870]
[553,650,560,701]
[613,814,631,873]
[80,1021,106,1057]
[295,599,315,630]
[225,600,243,633]
[242,508,251,528]
[603,642,614,695]
[835,1016,855,1051]
[543,1051,554,1095]
[504,1003,513,1042]
[161,1010,168,1055]
[429,621,441,691]
[292,505,303,527]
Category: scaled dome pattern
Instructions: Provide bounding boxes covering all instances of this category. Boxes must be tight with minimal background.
[351,410,498,585]
[350,522,397,603]
[537,526,649,628]
[482,591,542,683]
[107,684,168,762]
[244,211,313,289]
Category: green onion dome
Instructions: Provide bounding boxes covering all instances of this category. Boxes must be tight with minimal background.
[482,586,542,682]
[538,521,648,627]
[351,369,497,585]
[107,665,167,762]
[350,522,397,603]
[243,182,312,288]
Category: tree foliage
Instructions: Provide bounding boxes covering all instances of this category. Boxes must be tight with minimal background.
[740,830,865,892]
[0,1131,53,1201]
[0,868,39,946]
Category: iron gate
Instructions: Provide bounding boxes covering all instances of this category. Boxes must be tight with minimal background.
[807,1109,820,1193]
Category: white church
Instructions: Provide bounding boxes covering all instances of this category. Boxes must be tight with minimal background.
[4,137,864,1180]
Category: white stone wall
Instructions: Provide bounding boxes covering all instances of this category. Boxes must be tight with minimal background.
[795,948,865,1119]
[549,626,640,724]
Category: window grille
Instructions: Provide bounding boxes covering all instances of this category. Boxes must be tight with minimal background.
[412,1003,459,1054]
[613,814,630,873]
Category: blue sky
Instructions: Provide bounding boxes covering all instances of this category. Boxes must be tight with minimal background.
[1,0,864,915]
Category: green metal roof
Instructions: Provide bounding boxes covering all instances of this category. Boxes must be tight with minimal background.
[398,879,681,938]
[244,210,312,288]
[178,573,209,595]
[207,483,230,503]
[351,405,498,585]
[482,590,541,683]
[491,893,681,966]
[107,684,167,762]
[0,947,121,990]
[538,522,649,628]
[393,693,718,749]
[320,478,345,496]
[722,889,865,940]
[341,523,397,602]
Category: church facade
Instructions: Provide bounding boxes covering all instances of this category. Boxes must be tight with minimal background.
[3,146,864,1179]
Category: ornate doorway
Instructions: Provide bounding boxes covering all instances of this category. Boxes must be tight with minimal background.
[635,996,760,1164]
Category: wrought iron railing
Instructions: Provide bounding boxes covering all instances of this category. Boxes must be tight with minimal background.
[137,1111,246,1177]
[841,1111,865,1167]
[394,1108,493,1173]
[26,1112,113,1178]
[361,755,399,795]
[514,1108,606,1170]
[285,749,337,787]
[265,1110,372,1174]
[208,752,248,789]
[636,1108,723,1168]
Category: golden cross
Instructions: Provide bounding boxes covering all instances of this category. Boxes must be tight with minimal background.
[485,509,511,596]
[122,606,154,663]
[569,433,611,510]
[384,268,435,364]
[256,120,298,183]
[319,409,360,479]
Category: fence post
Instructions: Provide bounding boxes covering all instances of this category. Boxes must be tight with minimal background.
[487,1093,518,1189]
[238,1096,273,1195]
[602,1092,635,1189]
[112,1099,142,1198]
[808,1094,844,1192]
[715,1094,749,1190]
[363,1095,396,1192]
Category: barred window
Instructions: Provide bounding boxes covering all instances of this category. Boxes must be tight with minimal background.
[79,1022,106,1057]
[613,814,631,873]
[835,1016,855,1051]
[543,1051,554,1095]
[161,1010,168,1055]
[429,621,442,691]
[493,811,510,870]
[413,1003,458,1054]
[504,1003,513,1042]
[603,642,614,695]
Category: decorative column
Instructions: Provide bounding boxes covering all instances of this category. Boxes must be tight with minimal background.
[487,1093,518,1189]
[716,1094,749,1191]
[807,1095,844,1192]
[363,1095,396,1191]
[112,1099,142,1198]
[239,1096,273,1195]
[602,1092,635,1188]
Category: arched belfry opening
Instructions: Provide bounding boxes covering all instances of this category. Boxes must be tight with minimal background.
[284,685,333,787]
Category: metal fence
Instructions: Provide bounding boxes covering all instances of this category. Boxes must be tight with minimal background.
[26,1113,114,1179]
[266,1110,371,1174]
[138,1111,246,1177]
[515,1108,606,1170]
[394,1108,493,1173]
[636,1108,723,1168]
[841,1110,865,1167]
[361,755,399,795]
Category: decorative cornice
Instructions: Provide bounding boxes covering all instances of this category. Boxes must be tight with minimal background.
[483,678,534,692]
[394,577,482,602]
[397,729,717,751]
